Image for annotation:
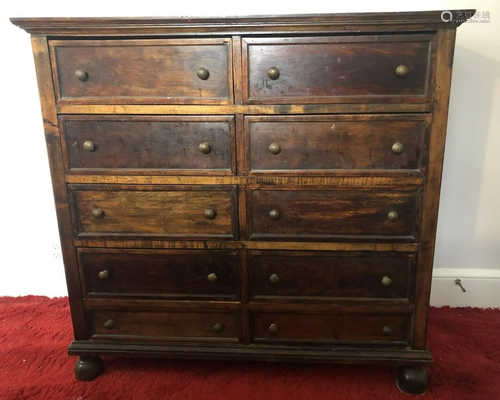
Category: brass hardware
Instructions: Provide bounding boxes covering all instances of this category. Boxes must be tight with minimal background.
[75,69,88,82]
[104,320,114,330]
[197,67,209,80]
[391,142,404,154]
[268,324,279,333]
[92,208,103,219]
[267,67,280,80]
[268,143,281,155]
[98,270,109,280]
[269,209,280,220]
[213,323,223,333]
[455,279,467,293]
[83,140,95,152]
[199,142,211,154]
[381,276,393,287]
[382,325,392,335]
[207,273,218,283]
[269,273,280,284]
[204,209,216,220]
[395,65,408,77]
[387,211,399,222]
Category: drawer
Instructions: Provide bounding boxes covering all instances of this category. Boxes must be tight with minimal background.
[249,251,415,301]
[248,188,421,241]
[50,39,233,105]
[243,35,434,104]
[68,185,238,239]
[78,249,240,300]
[92,310,240,341]
[61,115,235,175]
[252,312,409,344]
[246,115,429,174]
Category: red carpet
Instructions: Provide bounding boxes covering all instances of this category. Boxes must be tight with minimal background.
[0,296,499,400]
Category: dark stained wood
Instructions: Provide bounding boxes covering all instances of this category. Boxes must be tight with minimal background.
[60,115,235,175]
[78,248,240,300]
[248,188,421,241]
[249,251,415,301]
[242,35,435,104]
[50,39,233,105]
[246,114,429,173]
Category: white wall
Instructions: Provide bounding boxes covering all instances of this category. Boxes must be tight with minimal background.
[1,0,499,306]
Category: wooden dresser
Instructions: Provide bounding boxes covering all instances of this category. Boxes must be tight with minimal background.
[12,10,473,394]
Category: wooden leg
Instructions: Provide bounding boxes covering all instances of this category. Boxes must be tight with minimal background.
[396,365,428,395]
[74,356,104,381]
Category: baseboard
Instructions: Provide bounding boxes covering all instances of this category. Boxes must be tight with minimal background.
[431,268,500,308]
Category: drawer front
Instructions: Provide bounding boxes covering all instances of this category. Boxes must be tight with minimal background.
[50,39,232,104]
[249,251,415,301]
[246,115,428,174]
[78,249,240,300]
[69,185,237,239]
[61,115,235,175]
[248,189,420,241]
[243,35,434,104]
[252,312,409,344]
[92,310,240,341]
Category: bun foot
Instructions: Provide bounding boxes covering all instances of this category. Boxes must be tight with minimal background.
[74,356,103,381]
[396,366,428,395]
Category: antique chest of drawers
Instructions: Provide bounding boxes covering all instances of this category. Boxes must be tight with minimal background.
[12,10,473,394]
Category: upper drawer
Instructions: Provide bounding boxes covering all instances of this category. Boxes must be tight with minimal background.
[243,35,434,104]
[49,39,233,105]
[60,115,235,175]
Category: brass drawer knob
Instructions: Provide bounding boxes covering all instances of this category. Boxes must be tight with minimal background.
[197,67,210,80]
[391,142,404,154]
[268,143,281,155]
[213,323,223,333]
[381,276,393,287]
[387,211,399,222]
[104,320,114,330]
[83,140,95,152]
[269,209,280,220]
[75,69,89,82]
[207,272,218,283]
[267,67,280,80]
[268,323,279,333]
[92,208,104,219]
[269,273,280,284]
[98,270,109,280]
[204,209,216,220]
[199,142,211,154]
[395,65,408,78]
[382,325,393,335]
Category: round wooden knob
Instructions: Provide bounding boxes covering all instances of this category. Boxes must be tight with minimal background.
[269,273,280,284]
[381,276,393,287]
[382,325,393,335]
[83,140,95,152]
[268,143,281,155]
[267,67,280,80]
[75,69,89,82]
[268,324,279,333]
[395,65,408,78]
[199,142,211,154]
[387,211,399,222]
[269,209,280,220]
[197,67,210,80]
[98,270,109,280]
[392,142,404,154]
[213,323,223,333]
[204,209,216,220]
[92,208,103,219]
[207,273,218,283]
[104,320,114,330]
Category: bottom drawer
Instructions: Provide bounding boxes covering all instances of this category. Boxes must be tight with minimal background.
[252,312,409,344]
[92,310,240,342]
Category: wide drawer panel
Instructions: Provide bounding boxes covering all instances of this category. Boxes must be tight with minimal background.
[249,251,415,301]
[61,115,235,174]
[92,310,240,341]
[248,188,421,241]
[78,249,240,300]
[252,312,409,344]
[50,39,232,104]
[243,35,433,104]
[69,185,237,239]
[246,115,428,174]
